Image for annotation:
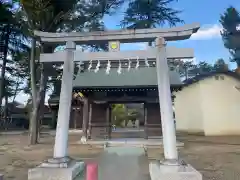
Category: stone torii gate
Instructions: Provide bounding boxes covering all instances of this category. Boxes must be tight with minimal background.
[28,23,202,180]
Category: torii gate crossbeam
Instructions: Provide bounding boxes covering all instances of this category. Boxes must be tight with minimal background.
[34,23,200,44]
[40,47,194,62]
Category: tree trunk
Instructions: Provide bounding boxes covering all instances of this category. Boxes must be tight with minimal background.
[30,38,37,106]
[37,45,54,139]
[4,95,8,121]
[185,67,188,81]
[0,25,10,111]
[29,63,48,144]
[29,38,38,145]
[29,107,38,144]
[37,67,48,139]
[12,77,20,103]
[29,42,52,145]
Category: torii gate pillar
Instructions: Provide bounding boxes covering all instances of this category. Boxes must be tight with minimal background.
[148,37,202,180]
[53,41,75,159]
[28,41,85,180]
[156,37,178,161]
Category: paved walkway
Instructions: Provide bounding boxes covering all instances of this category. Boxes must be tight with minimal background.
[77,147,150,180]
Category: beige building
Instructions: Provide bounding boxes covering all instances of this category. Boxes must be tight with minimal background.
[174,72,240,136]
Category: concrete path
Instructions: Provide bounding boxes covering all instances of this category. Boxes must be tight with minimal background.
[98,147,150,180]
[76,147,150,180]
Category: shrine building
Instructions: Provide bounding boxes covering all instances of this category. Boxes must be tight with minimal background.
[49,64,182,139]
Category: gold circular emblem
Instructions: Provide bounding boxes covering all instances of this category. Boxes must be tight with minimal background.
[110,42,118,50]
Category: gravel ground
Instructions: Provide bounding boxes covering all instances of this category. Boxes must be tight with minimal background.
[0,133,240,180]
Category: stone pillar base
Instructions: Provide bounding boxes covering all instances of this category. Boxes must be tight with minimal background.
[28,158,85,180]
[149,160,202,180]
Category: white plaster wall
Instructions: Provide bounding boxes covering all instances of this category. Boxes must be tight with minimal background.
[200,75,240,135]
[175,75,240,136]
[174,82,204,134]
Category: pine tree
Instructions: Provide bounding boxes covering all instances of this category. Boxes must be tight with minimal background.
[220,6,240,68]
[213,59,229,72]
[120,0,183,29]
[19,0,125,144]
[0,1,28,111]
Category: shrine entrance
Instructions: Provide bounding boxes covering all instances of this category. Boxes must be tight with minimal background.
[89,102,145,140]
[111,103,144,128]
[71,84,180,140]
[30,24,201,180]
[89,100,162,140]
[110,102,162,140]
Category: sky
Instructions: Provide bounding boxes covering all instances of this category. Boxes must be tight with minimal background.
[105,0,240,67]
[13,0,240,105]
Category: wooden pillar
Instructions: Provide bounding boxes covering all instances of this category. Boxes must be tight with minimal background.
[106,104,111,139]
[73,108,77,129]
[82,99,89,139]
[50,107,58,129]
[72,105,82,129]
[144,103,148,139]
[72,106,80,129]
[88,103,93,139]
[69,107,74,129]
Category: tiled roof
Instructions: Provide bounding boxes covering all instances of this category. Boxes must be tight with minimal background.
[183,71,240,87]
[73,67,182,88]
